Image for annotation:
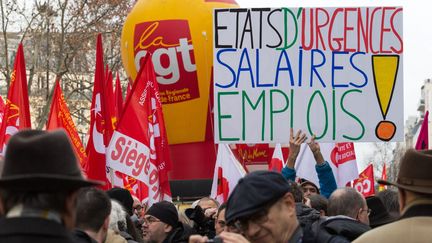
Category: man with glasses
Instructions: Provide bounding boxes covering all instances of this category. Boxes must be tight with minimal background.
[314,188,371,242]
[224,171,304,243]
[214,203,227,235]
[143,201,191,243]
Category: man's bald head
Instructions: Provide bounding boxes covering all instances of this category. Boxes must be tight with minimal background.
[328,188,366,219]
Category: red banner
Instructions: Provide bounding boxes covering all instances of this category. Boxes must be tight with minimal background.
[234,144,289,166]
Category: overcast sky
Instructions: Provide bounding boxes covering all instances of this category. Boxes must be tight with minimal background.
[235,0,430,170]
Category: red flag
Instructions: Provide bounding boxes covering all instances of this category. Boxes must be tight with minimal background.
[0,96,5,126]
[124,81,132,106]
[47,80,88,171]
[211,144,247,204]
[114,73,124,121]
[353,164,375,197]
[107,55,173,205]
[378,163,387,191]
[415,110,429,150]
[269,143,284,172]
[85,34,110,189]
[0,44,31,154]
[104,68,116,134]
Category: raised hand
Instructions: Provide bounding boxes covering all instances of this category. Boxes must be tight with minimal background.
[287,128,307,168]
[307,135,324,164]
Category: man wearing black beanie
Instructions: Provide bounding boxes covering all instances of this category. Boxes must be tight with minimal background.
[143,201,192,243]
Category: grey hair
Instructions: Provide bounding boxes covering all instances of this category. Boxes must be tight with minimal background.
[109,199,127,233]
[327,188,365,219]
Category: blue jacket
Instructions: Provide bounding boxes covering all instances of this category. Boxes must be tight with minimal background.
[281,161,337,198]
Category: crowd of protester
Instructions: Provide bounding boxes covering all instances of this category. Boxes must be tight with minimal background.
[0,129,431,243]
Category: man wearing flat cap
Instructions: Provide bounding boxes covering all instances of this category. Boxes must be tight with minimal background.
[354,149,432,243]
[0,129,103,243]
[224,170,303,243]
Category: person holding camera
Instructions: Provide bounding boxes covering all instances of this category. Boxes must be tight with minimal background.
[185,197,219,238]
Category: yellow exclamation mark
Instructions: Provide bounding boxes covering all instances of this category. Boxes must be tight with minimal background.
[372,55,400,141]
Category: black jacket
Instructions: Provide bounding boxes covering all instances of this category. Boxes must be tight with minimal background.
[296,203,322,229]
[72,229,98,243]
[119,230,139,243]
[0,217,76,243]
[313,216,371,243]
[164,223,196,243]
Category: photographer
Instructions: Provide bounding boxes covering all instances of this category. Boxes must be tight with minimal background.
[185,197,219,238]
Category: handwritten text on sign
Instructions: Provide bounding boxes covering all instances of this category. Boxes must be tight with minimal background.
[213,7,403,143]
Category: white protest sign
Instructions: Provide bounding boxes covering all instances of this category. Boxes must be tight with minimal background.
[213,7,403,143]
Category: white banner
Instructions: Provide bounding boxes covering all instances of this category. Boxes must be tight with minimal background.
[107,131,154,184]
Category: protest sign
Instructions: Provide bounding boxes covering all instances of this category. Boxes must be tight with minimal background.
[214,7,403,143]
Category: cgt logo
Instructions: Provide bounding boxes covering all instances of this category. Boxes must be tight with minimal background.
[354,178,372,195]
[134,20,199,104]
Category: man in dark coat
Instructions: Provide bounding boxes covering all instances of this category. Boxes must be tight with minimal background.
[73,187,112,243]
[314,187,371,242]
[0,130,103,243]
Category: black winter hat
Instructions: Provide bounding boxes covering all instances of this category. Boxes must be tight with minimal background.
[107,188,134,216]
[146,201,179,228]
[225,171,291,224]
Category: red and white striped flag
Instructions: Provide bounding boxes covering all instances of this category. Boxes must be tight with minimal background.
[269,143,285,172]
[211,144,247,204]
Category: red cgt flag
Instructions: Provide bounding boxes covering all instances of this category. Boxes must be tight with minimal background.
[0,44,31,154]
[47,80,88,172]
[85,34,111,189]
[353,164,375,197]
[107,55,173,205]
[415,110,429,150]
